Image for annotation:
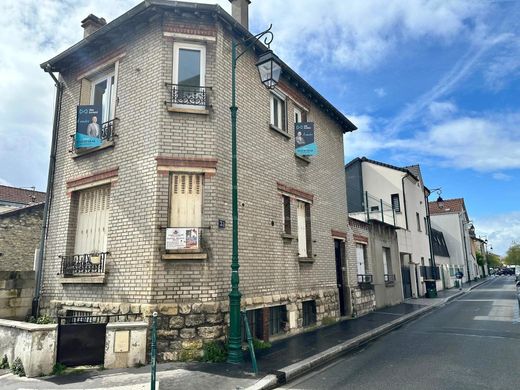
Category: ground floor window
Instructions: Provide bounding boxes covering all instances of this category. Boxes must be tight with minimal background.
[302,300,317,327]
[269,305,288,336]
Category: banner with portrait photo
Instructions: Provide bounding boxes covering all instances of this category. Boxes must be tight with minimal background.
[76,105,103,149]
[294,122,317,156]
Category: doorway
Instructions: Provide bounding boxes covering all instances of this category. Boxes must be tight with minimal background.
[400,253,412,299]
[334,239,347,316]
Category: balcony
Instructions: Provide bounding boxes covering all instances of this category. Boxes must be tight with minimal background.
[349,191,397,226]
[420,265,441,280]
[384,273,396,286]
[357,274,374,289]
[165,83,211,114]
[59,252,108,284]
[70,118,118,155]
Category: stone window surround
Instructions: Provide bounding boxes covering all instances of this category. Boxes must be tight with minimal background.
[156,156,217,261]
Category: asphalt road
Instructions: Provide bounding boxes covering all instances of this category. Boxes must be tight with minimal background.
[281,276,520,390]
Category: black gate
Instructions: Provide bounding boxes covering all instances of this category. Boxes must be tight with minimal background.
[401,264,412,299]
[57,315,108,366]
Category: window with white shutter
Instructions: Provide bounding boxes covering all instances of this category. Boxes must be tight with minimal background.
[74,185,110,254]
[170,173,203,228]
[297,201,307,257]
[356,243,367,275]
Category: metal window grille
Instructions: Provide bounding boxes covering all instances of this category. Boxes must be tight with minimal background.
[302,300,317,327]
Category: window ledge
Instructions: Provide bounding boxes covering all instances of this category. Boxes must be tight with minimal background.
[385,282,395,287]
[73,141,114,158]
[167,106,209,115]
[61,274,106,284]
[269,124,290,139]
[298,256,314,263]
[162,252,208,261]
[281,233,295,240]
[295,154,311,163]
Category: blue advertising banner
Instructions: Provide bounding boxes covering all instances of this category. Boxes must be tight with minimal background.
[295,122,317,156]
[76,105,103,149]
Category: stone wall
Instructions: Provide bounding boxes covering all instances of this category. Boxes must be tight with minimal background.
[0,204,43,271]
[0,271,34,320]
[104,321,147,369]
[0,319,57,377]
[349,287,376,318]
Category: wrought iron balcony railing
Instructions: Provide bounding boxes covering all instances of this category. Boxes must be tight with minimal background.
[70,118,118,154]
[420,266,441,280]
[60,252,108,276]
[357,274,374,289]
[384,274,396,285]
[166,83,211,108]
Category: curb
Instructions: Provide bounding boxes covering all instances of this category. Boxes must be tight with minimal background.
[246,279,491,390]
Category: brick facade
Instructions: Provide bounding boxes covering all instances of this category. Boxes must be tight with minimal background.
[40,6,351,361]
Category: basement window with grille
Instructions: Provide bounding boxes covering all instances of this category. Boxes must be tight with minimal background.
[269,305,288,336]
[302,300,317,327]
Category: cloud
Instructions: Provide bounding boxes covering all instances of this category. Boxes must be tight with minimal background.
[428,101,457,120]
[374,88,386,98]
[492,172,512,181]
[343,114,390,161]
[252,0,488,72]
[474,212,520,256]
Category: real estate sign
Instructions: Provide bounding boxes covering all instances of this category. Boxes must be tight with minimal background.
[166,228,199,250]
[294,122,317,156]
[76,105,103,149]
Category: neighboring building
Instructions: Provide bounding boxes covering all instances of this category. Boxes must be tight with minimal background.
[0,203,44,271]
[345,157,435,299]
[0,185,45,213]
[38,0,356,361]
[429,198,478,284]
[471,236,488,277]
[431,228,454,289]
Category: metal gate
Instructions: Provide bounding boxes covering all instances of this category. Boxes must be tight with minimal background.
[57,314,108,366]
[401,264,412,299]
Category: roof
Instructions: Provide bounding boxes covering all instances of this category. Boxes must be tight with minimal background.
[429,198,466,215]
[431,228,449,257]
[0,185,46,205]
[345,157,419,182]
[41,0,357,133]
[0,202,45,217]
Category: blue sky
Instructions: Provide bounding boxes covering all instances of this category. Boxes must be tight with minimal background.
[0,0,518,255]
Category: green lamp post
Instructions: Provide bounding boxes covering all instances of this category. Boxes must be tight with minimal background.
[227,25,282,364]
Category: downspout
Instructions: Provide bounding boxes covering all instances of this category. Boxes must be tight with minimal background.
[401,175,409,230]
[32,64,63,317]
[425,191,437,290]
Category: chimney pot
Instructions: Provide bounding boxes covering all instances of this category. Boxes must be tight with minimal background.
[81,14,107,38]
[229,0,251,30]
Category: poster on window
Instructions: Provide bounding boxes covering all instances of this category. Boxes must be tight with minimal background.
[166,228,199,250]
[76,105,103,149]
[294,122,317,156]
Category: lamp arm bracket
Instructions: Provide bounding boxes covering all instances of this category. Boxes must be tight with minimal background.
[235,24,274,62]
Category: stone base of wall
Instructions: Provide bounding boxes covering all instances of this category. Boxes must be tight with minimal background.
[42,288,339,362]
[0,271,35,320]
[350,287,376,318]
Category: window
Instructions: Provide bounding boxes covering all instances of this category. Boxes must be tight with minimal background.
[172,42,206,107]
[242,309,264,341]
[416,212,421,231]
[169,174,203,228]
[356,243,368,275]
[270,93,286,131]
[269,305,287,336]
[383,247,392,276]
[297,201,312,257]
[302,300,317,327]
[424,217,428,235]
[294,107,307,124]
[391,194,400,212]
[283,195,291,234]
[90,70,116,124]
[74,185,110,255]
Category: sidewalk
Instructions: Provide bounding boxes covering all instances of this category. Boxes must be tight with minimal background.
[0,279,490,390]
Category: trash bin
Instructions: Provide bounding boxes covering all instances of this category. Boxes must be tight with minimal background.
[425,281,437,298]
[454,280,460,288]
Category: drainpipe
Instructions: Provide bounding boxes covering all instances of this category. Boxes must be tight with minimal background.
[401,174,409,230]
[32,64,63,318]
[425,191,437,294]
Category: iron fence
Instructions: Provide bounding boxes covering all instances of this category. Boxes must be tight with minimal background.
[384,273,396,284]
[60,252,108,276]
[70,118,118,153]
[349,191,397,226]
[165,83,211,107]
[420,265,441,280]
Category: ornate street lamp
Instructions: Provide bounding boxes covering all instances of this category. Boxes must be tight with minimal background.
[228,25,281,364]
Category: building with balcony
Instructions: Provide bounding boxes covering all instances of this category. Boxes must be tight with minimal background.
[345,157,436,300]
[37,0,356,361]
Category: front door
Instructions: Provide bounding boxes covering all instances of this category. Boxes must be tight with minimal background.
[400,253,412,299]
[334,239,347,316]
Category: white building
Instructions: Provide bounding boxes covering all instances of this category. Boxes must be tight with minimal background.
[346,158,434,298]
[429,198,478,284]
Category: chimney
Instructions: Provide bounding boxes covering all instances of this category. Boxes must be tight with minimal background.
[229,0,251,30]
[81,14,107,38]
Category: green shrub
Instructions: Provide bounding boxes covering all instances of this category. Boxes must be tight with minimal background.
[52,363,67,375]
[0,355,8,369]
[11,357,25,377]
[252,338,271,350]
[202,340,227,363]
[27,315,55,324]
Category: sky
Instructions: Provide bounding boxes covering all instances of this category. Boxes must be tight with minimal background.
[0,0,518,255]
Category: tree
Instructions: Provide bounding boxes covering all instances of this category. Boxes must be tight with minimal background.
[503,243,520,265]
[486,252,502,268]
